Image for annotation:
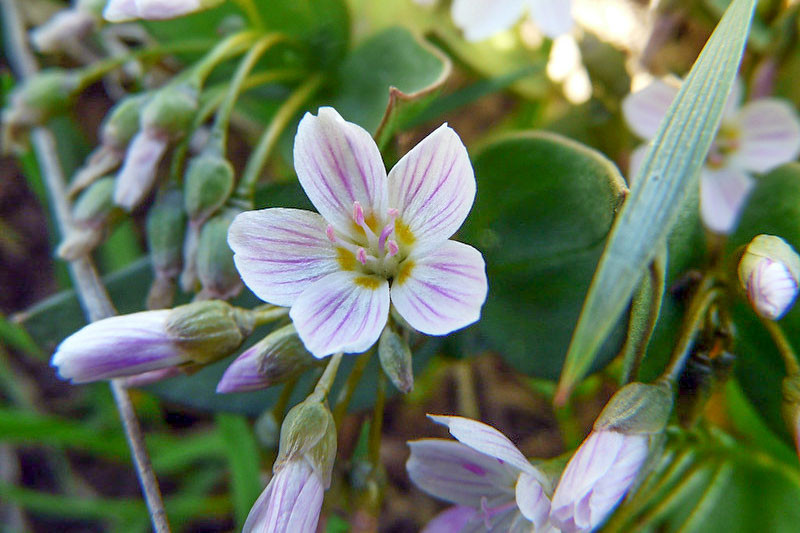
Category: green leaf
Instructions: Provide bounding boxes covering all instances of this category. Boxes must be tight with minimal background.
[727,163,800,438]
[216,413,263,527]
[557,0,757,403]
[334,27,450,135]
[459,131,628,379]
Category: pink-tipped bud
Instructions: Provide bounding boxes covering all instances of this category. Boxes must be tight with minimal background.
[738,235,800,320]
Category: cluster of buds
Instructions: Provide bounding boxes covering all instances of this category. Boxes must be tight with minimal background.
[51,300,255,383]
[738,234,800,320]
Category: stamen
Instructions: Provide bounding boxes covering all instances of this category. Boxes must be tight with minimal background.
[357,247,368,265]
[352,201,366,226]
[378,223,395,252]
[326,224,337,243]
[387,207,399,218]
[386,239,399,257]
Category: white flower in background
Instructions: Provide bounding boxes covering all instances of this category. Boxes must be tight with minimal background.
[549,430,648,533]
[450,0,573,41]
[228,107,488,358]
[622,79,800,234]
[104,0,222,22]
[30,4,98,54]
[407,415,558,532]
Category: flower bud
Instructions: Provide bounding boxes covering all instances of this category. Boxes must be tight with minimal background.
[141,84,198,140]
[113,130,169,210]
[196,209,243,300]
[30,8,97,54]
[164,300,254,364]
[146,189,187,309]
[217,324,315,393]
[594,381,674,435]
[783,374,800,461]
[2,70,79,150]
[184,150,235,223]
[378,325,413,393]
[58,176,120,260]
[104,0,224,22]
[51,300,253,383]
[102,93,149,149]
[738,235,800,320]
[278,399,337,488]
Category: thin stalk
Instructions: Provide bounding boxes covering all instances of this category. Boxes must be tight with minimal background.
[1,1,169,530]
[333,350,373,426]
[368,371,386,467]
[660,276,722,384]
[272,376,300,425]
[250,305,290,327]
[233,74,324,206]
[760,317,800,375]
[233,0,265,30]
[208,34,287,150]
[311,353,344,401]
[189,31,259,88]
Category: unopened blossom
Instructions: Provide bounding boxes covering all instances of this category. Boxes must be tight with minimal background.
[738,235,800,320]
[104,0,222,22]
[549,430,647,532]
[30,6,97,54]
[245,398,335,532]
[407,415,558,532]
[228,107,488,358]
[51,300,253,383]
[622,79,800,234]
[450,0,573,41]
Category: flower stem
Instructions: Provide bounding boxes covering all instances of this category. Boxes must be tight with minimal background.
[233,73,324,206]
[1,1,169,530]
[760,317,800,375]
[369,371,386,467]
[661,276,722,385]
[208,33,287,151]
[333,349,373,426]
[250,304,290,327]
[189,31,259,88]
[233,0,265,30]
[312,353,344,401]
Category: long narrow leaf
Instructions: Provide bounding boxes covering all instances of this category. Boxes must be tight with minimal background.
[555,0,757,403]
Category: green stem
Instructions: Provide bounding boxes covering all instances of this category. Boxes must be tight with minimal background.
[189,31,259,88]
[251,305,290,327]
[661,276,722,384]
[233,0,265,29]
[333,349,373,426]
[272,376,300,425]
[233,73,324,206]
[75,39,220,90]
[311,352,344,401]
[209,34,286,151]
[760,317,800,375]
[369,371,386,467]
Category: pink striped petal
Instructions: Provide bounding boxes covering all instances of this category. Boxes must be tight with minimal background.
[407,439,519,508]
[228,208,340,307]
[451,0,526,41]
[515,471,551,528]
[428,415,533,474]
[243,458,324,533]
[422,506,477,533]
[289,271,389,357]
[735,99,800,173]
[293,107,388,236]
[391,241,487,336]
[388,124,476,248]
[622,80,678,140]
[700,167,754,234]
[528,0,573,38]
[114,130,168,210]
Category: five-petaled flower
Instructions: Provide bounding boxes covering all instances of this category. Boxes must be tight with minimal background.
[449,0,573,42]
[622,79,800,234]
[228,107,488,358]
[406,415,559,532]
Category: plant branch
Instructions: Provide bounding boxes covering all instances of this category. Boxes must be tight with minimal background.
[1,1,170,530]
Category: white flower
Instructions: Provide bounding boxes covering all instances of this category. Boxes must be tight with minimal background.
[407,415,558,532]
[451,0,573,42]
[30,8,97,54]
[622,79,800,234]
[745,258,798,320]
[228,107,488,358]
[103,0,220,22]
[549,430,648,533]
